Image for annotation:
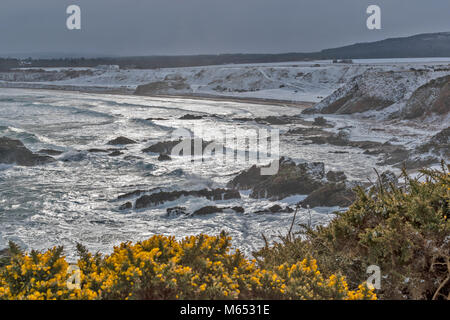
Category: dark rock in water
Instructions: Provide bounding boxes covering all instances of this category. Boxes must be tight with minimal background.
[167,205,243,216]
[300,183,356,208]
[234,115,302,125]
[255,116,291,125]
[119,202,132,210]
[269,204,283,213]
[285,127,326,136]
[179,114,204,120]
[107,136,137,145]
[59,151,87,162]
[167,207,187,216]
[326,171,347,182]
[312,117,329,126]
[134,188,241,209]
[285,206,294,213]
[142,138,212,156]
[231,206,245,213]
[0,137,54,166]
[226,165,268,190]
[118,187,162,200]
[193,206,223,215]
[228,157,325,200]
[232,117,254,122]
[37,149,64,156]
[108,150,124,157]
[124,155,144,161]
[146,117,167,121]
[288,127,409,167]
[255,205,295,214]
[158,154,172,161]
[223,189,241,200]
[118,190,146,200]
[88,148,109,153]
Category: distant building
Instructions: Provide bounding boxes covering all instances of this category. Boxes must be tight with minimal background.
[95,65,120,71]
[18,60,32,66]
[333,59,353,64]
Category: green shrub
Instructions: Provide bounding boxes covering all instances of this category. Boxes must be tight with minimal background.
[254,163,449,300]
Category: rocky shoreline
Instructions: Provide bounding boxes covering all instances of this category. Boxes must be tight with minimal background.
[1,106,446,215]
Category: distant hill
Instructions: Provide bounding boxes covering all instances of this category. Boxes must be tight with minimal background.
[317,32,450,59]
[1,32,449,71]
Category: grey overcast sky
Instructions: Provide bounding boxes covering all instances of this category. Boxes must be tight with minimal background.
[0,0,449,57]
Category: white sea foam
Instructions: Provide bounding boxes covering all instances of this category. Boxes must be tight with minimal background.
[0,87,445,260]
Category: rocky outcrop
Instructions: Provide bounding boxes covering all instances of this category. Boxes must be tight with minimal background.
[193,206,224,215]
[227,157,326,200]
[300,170,398,208]
[402,75,450,119]
[326,171,347,182]
[226,156,369,207]
[415,127,450,159]
[119,202,132,210]
[107,136,137,145]
[158,154,172,161]
[285,127,410,167]
[302,70,448,118]
[399,127,449,169]
[0,137,54,166]
[133,188,241,209]
[302,71,399,114]
[300,183,356,208]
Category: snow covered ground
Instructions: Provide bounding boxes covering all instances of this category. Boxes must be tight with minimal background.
[2,58,450,103]
[0,57,448,258]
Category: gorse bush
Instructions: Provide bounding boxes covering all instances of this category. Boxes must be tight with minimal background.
[1,164,447,300]
[255,163,450,300]
[0,233,375,300]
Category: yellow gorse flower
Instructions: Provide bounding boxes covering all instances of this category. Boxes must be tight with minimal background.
[0,233,376,300]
